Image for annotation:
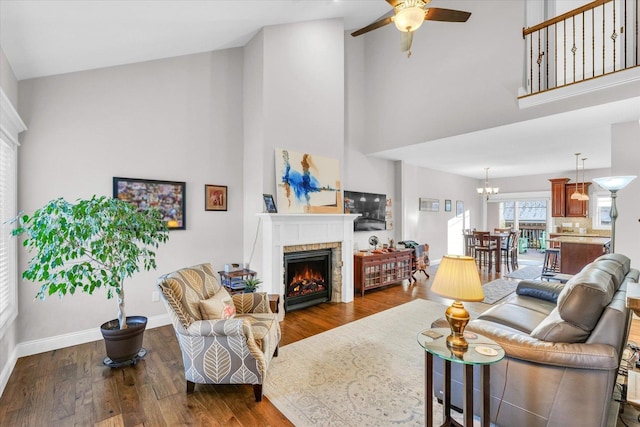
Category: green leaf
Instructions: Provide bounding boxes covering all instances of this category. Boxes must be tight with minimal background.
[11,196,170,318]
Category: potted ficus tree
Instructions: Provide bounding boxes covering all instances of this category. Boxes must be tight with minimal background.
[12,195,169,364]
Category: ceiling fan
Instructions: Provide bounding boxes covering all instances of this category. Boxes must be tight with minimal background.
[351,0,471,57]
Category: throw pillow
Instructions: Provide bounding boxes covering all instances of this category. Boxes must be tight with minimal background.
[199,289,236,320]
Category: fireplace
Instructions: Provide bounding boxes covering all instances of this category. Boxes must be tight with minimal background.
[284,249,331,312]
[258,213,359,319]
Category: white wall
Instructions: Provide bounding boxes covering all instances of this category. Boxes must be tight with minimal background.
[361,0,640,154]
[611,120,640,262]
[1,46,18,106]
[16,49,245,343]
[243,30,265,271]
[401,163,481,260]
[243,19,348,278]
[344,33,397,251]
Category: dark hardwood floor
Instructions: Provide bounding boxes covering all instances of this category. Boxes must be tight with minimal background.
[1,255,638,426]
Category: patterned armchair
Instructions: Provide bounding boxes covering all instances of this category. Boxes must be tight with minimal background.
[157,263,281,401]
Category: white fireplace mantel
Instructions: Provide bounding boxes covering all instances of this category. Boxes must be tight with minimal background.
[258,213,359,317]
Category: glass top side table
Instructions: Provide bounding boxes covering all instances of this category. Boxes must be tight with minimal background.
[418,328,504,427]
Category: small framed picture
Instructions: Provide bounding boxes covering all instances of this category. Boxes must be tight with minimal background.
[205,185,227,211]
[263,194,277,213]
[456,200,464,217]
[445,200,452,212]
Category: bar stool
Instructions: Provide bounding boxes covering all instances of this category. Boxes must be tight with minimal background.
[542,248,561,274]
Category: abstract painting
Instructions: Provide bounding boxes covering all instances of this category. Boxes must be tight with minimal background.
[275,149,342,214]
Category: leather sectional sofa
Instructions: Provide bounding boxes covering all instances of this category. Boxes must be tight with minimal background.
[432,253,638,427]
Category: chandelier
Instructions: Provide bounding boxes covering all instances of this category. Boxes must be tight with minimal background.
[570,153,589,201]
[477,167,499,200]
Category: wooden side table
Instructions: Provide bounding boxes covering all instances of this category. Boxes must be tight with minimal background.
[626,280,640,316]
[418,328,505,427]
[218,269,257,294]
[268,294,279,314]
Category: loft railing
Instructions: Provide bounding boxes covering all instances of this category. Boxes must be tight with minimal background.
[522,0,639,96]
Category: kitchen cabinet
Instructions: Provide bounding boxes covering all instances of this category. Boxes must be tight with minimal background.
[565,183,591,217]
[549,178,569,217]
[549,178,590,217]
[547,236,610,274]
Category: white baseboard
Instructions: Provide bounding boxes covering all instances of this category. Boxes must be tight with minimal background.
[0,313,171,398]
[0,346,17,400]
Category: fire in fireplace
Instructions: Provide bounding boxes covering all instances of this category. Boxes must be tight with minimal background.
[284,249,331,312]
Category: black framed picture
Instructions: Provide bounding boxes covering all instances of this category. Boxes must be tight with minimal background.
[263,194,277,213]
[113,177,186,230]
[445,199,452,212]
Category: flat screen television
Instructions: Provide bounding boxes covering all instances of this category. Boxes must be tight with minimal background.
[344,190,386,232]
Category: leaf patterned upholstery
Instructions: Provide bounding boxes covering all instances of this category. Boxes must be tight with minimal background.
[157,263,281,401]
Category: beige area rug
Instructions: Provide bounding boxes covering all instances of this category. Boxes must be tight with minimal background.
[264,299,480,426]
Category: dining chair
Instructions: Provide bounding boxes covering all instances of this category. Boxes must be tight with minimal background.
[501,230,520,272]
[473,231,498,270]
[463,231,476,257]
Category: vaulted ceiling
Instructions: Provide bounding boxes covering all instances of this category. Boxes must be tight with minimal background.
[2,1,638,180]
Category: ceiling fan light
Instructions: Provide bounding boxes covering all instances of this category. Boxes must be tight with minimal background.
[394,7,425,32]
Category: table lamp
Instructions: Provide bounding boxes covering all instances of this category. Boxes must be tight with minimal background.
[430,255,484,350]
[592,175,637,253]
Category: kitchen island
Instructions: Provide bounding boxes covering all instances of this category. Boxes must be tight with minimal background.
[547,236,611,274]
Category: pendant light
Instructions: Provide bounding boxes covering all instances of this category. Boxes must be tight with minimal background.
[570,153,582,200]
[579,157,590,201]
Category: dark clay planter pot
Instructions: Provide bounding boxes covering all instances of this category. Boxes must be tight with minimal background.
[100,316,147,363]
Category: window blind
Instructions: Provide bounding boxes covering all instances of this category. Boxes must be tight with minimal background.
[0,137,17,330]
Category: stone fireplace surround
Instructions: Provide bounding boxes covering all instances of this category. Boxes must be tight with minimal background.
[257,213,359,319]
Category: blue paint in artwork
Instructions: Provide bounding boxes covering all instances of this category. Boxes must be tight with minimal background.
[283,168,321,205]
[280,151,329,206]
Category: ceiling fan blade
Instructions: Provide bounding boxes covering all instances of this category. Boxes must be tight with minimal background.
[386,0,402,6]
[351,14,394,37]
[400,31,413,52]
[424,8,471,23]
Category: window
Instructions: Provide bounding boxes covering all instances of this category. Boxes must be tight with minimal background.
[0,89,25,334]
[592,192,612,230]
[0,137,17,330]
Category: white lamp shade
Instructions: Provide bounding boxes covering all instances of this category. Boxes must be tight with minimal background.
[394,6,425,32]
[430,255,484,302]
[592,176,637,191]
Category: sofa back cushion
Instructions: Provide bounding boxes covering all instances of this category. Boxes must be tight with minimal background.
[595,253,631,273]
[589,259,627,290]
[531,266,615,342]
[157,263,222,328]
